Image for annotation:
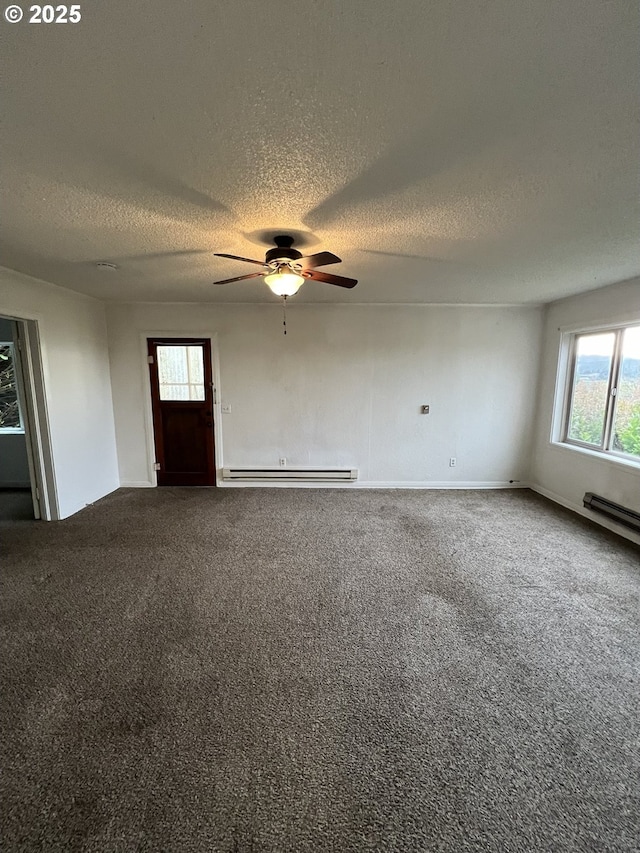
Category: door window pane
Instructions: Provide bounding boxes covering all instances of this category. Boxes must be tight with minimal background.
[157,345,205,401]
[187,346,204,384]
[567,332,614,446]
[612,326,640,457]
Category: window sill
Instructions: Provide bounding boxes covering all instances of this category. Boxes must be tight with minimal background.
[0,428,25,436]
[549,441,640,472]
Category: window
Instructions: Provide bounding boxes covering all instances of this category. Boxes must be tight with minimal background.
[0,342,24,432]
[563,323,640,460]
[157,345,205,401]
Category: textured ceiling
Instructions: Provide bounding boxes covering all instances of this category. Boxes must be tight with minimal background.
[1,0,639,304]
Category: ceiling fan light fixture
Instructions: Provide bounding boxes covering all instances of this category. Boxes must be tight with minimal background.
[263,268,305,296]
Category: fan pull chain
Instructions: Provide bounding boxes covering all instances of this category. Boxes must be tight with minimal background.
[282,295,287,335]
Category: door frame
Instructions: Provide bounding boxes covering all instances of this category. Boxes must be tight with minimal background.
[0,315,58,520]
[140,332,223,487]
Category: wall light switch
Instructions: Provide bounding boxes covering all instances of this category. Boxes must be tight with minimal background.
[221,404,232,414]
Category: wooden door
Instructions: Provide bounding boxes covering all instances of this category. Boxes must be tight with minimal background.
[147,338,216,486]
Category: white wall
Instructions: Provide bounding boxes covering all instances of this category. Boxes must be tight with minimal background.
[531,277,640,542]
[106,302,542,488]
[0,267,119,518]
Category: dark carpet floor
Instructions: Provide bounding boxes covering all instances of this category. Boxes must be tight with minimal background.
[0,488,35,521]
[1,487,639,852]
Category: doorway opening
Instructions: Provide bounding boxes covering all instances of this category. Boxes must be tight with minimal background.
[0,316,56,520]
[147,338,217,486]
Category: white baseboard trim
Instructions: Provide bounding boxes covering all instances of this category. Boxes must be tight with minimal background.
[356,480,530,490]
[217,479,530,490]
[530,483,640,546]
[121,478,530,492]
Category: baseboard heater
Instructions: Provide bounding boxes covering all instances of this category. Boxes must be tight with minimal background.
[583,492,640,533]
[222,467,358,482]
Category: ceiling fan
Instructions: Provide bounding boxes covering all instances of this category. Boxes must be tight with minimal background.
[213,235,358,296]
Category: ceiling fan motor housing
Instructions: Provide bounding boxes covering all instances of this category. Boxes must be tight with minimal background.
[265,236,302,265]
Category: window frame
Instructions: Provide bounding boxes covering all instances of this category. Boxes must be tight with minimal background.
[561,322,640,462]
[0,340,25,434]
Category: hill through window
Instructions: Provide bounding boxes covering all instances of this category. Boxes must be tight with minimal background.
[563,324,640,460]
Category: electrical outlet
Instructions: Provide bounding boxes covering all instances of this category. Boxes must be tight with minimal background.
[449,457,456,467]
[279,457,286,467]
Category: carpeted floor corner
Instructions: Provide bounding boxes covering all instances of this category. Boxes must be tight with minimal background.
[1,487,639,852]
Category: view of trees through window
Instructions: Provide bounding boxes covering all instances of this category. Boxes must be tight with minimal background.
[566,325,640,457]
[0,343,22,429]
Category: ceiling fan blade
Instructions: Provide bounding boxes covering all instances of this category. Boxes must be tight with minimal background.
[214,253,267,267]
[306,269,358,289]
[213,272,265,285]
[300,251,342,268]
